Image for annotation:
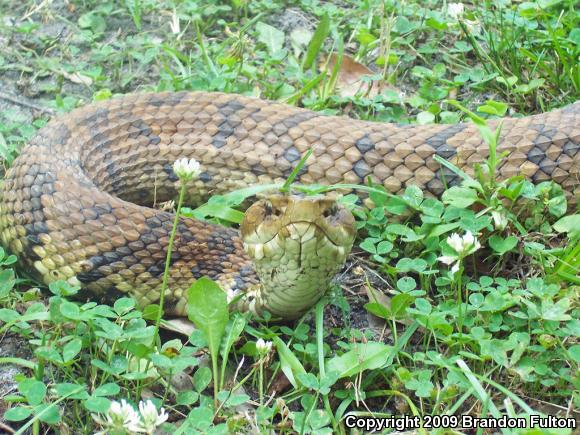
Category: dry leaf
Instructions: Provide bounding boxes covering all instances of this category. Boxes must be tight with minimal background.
[324,53,380,98]
[364,284,391,331]
[162,318,196,336]
[364,284,424,330]
[60,71,93,86]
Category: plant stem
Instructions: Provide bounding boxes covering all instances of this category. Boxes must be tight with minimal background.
[315,301,338,433]
[153,183,187,346]
[315,301,325,377]
[259,361,264,405]
[457,264,464,335]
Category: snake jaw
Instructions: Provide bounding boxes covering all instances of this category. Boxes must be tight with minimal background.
[240,194,356,319]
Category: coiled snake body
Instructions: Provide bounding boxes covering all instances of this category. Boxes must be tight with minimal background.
[0,92,578,319]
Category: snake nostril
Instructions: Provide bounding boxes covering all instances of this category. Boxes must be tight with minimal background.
[323,205,337,218]
[264,201,273,215]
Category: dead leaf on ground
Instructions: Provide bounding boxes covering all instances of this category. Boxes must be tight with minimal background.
[162,318,196,336]
[323,53,397,99]
[364,284,424,332]
[268,370,291,395]
[364,284,392,332]
[60,70,93,86]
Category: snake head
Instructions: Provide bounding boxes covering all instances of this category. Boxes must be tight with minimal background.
[240,194,356,319]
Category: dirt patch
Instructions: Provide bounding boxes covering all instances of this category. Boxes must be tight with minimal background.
[0,331,33,425]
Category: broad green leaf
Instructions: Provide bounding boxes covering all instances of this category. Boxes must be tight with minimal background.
[488,235,518,254]
[0,308,20,323]
[193,366,212,392]
[397,277,417,293]
[326,342,392,378]
[59,301,80,319]
[360,237,379,254]
[477,100,508,116]
[442,186,478,208]
[20,380,46,406]
[405,369,434,398]
[508,332,530,367]
[417,111,435,124]
[217,390,250,407]
[394,16,417,33]
[114,297,135,315]
[568,345,580,363]
[272,336,307,388]
[290,28,312,54]
[177,391,199,405]
[0,269,16,298]
[496,75,518,87]
[62,338,82,362]
[187,277,229,373]
[540,298,571,322]
[414,298,432,314]
[403,185,423,207]
[256,22,284,55]
[54,383,89,400]
[78,12,106,33]
[4,406,32,421]
[93,383,120,397]
[364,302,390,319]
[34,403,60,424]
[396,258,427,273]
[553,214,580,239]
[220,314,246,363]
[391,293,414,317]
[297,373,319,390]
[84,396,111,413]
[385,224,422,242]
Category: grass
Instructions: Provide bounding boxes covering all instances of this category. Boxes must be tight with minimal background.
[0,0,579,434]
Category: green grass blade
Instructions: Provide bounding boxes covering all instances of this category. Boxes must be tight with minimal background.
[302,14,330,71]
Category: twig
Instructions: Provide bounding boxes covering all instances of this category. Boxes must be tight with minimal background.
[21,0,52,21]
[0,420,16,434]
[0,92,55,115]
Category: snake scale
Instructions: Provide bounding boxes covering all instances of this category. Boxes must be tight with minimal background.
[0,92,578,319]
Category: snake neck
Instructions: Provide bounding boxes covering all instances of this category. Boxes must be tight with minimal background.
[233,280,329,320]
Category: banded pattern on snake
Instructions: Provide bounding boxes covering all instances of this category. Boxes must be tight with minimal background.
[0,92,578,319]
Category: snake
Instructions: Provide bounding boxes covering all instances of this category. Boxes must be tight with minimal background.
[0,92,578,319]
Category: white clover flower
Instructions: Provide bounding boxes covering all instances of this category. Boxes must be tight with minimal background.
[438,255,456,266]
[447,231,481,256]
[92,399,141,434]
[173,158,201,182]
[491,210,508,230]
[256,338,273,356]
[447,233,465,253]
[438,231,481,275]
[464,18,481,35]
[447,2,465,20]
[438,255,461,275]
[136,400,168,434]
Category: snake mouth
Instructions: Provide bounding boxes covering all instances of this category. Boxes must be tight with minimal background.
[289,220,341,246]
[250,220,342,247]
[242,220,349,264]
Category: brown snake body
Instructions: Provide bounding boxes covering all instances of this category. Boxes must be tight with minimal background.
[0,92,578,318]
